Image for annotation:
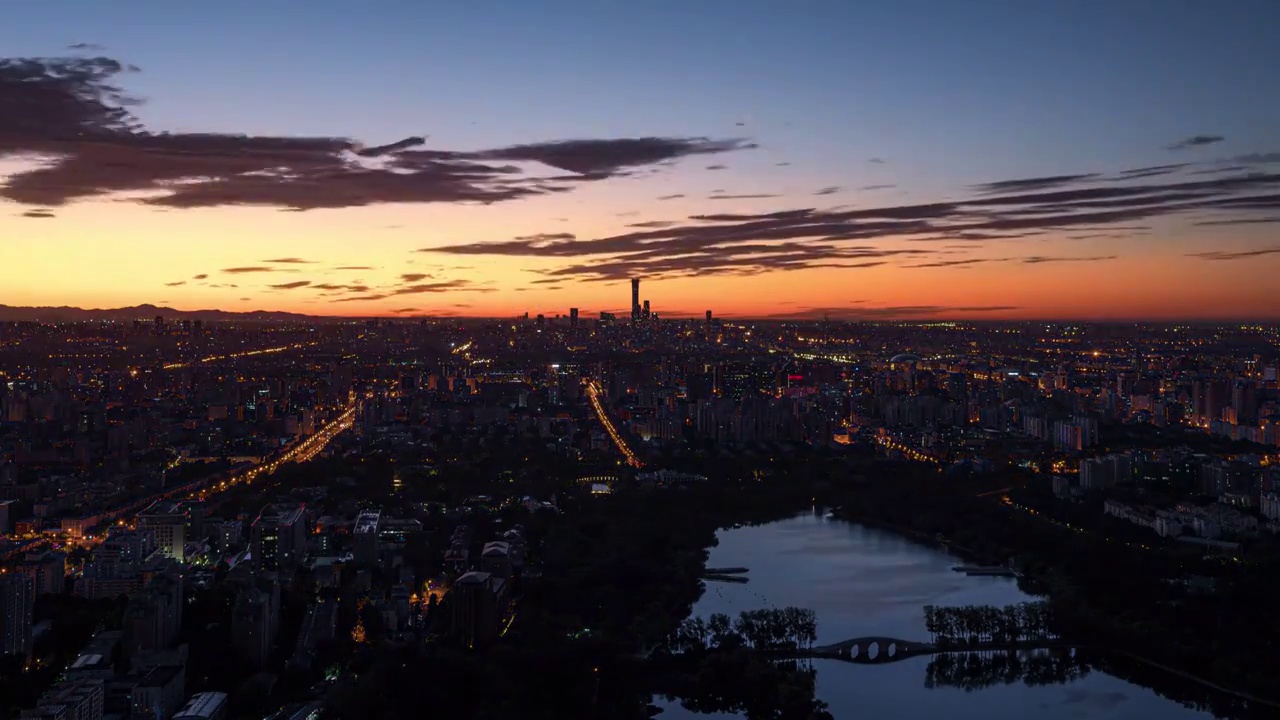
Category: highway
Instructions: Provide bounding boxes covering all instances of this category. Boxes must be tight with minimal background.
[161,341,318,370]
[193,391,358,501]
[20,392,362,554]
[585,380,642,468]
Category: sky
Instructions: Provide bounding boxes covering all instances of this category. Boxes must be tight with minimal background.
[2,0,1279,320]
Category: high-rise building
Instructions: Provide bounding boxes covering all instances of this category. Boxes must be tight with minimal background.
[17,550,67,596]
[251,504,307,571]
[232,579,280,668]
[32,677,105,720]
[451,571,502,649]
[353,509,381,564]
[137,501,187,563]
[630,278,640,322]
[0,573,35,660]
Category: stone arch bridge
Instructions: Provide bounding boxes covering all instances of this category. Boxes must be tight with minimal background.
[809,637,937,664]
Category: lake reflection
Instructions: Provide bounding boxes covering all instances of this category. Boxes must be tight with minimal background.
[658,511,1215,720]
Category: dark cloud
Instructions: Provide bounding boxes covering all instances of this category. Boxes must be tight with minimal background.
[1193,216,1280,226]
[192,274,208,280]
[815,186,842,196]
[1229,152,1280,165]
[763,304,1017,320]
[400,273,429,282]
[269,280,311,289]
[907,258,996,268]
[513,232,575,243]
[0,54,751,209]
[1189,165,1249,176]
[391,280,473,295]
[1188,246,1280,261]
[353,136,426,157]
[1111,163,1188,181]
[974,174,1099,193]
[262,257,315,264]
[1168,135,1224,151]
[21,209,56,218]
[311,283,370,293]
[472,137,753,176]
[164,281,185,286]
[421,169,1280,280]
[222,266,298,274]
[1021,255,1117,264]
[860,184,896,191]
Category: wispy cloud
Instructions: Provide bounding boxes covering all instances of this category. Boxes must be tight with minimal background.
[421,169,1280,280]
[1188,247,1280,261]
[1168,134,1224,151]
[0,53,753,210]
[222,266,298,274]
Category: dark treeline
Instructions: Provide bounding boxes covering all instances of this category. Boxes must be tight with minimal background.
[664,608,819,654]
[923,602,1055,646]
[924,649,1088,692]
[821,460,1280,705]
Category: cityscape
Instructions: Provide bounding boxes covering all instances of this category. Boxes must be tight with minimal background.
[3,3,1280,720]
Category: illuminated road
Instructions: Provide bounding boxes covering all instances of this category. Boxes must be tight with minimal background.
[162,341,317,370]
[585,380,642,468]
[195,391,359,500]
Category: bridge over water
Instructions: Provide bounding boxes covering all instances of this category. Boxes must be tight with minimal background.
[807,637,937,664]
[792,637,1064,665]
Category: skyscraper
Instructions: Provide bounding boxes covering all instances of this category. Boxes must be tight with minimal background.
[137,500,187,563]
[0,573,34,660]
[630,278,640,323]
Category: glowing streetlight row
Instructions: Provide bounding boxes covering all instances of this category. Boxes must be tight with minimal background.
[585,380,642,468]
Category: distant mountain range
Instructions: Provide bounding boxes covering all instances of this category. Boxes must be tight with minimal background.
[0,303,322,322]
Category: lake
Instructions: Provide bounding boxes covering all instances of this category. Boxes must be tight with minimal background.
[657,510,1219,719]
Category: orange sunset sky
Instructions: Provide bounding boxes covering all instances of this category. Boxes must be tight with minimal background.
[3,3,1279,320]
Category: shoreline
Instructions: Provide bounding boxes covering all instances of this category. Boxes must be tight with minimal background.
[706,510,1280,714]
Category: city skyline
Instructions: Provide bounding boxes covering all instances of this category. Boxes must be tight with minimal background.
[3,1,1280,320]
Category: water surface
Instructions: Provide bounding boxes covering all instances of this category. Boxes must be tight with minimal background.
[659,511,1215,719]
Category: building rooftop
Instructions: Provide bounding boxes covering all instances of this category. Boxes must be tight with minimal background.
[456,570,492,585]
[137,664,184,688]
[174,692,228,720]
[354,509,381,534]
[256,503,305,527]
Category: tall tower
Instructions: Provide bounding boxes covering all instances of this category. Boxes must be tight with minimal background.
[630,278,641,323]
